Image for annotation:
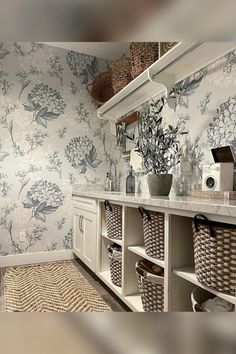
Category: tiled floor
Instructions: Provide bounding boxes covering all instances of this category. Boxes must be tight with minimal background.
[0,259,128,312]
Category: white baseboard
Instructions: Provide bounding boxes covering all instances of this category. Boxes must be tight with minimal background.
[0,250,74,268]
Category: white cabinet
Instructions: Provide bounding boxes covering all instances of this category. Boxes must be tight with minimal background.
[73,197,97,272]
[73,212,83,258]
[73,193,236,312]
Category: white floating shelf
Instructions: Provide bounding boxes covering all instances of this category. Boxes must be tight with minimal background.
[97,42,236,123]
[102,233,122,246]
[99,271,144,311]
[173,267,236,305]
[128,245,165,268]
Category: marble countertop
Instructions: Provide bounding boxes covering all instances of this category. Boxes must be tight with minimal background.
[72,186,236,218]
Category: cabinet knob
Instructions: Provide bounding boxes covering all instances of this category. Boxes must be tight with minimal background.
[78,215,84,233]
[78,215,82,232]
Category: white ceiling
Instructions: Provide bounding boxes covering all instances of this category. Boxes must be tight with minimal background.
[43,42,130,60]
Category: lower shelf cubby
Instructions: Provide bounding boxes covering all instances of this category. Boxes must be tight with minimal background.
[124,295,144,312]
[123,249,166,312]
[170,273,195,311]
[173,267,236,307]
[102,233,122,246]
[123,250,144,311]
[99,236,123,293]
[98,271,122,297]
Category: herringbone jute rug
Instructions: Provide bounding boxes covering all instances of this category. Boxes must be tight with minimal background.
[4,261,111,312]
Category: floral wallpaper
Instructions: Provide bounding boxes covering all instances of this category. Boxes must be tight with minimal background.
[130,48,236,195]
[1,42,236,256]
[0,42,120,256]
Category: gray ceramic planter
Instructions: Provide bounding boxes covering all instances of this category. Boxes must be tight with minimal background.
[147,174,173,196]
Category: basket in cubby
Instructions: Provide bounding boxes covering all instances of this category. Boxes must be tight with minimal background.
[138,206,165,260]
[191,287,234,312]
[193,214,236,296]
[191,288,215,312]
[107,244,122,287]
[136,260,164,312]
[104,200,122,240]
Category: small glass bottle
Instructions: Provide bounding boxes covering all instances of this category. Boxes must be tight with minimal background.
[126,166,135,194]
[105,172,112,191]
[233,163,236,191]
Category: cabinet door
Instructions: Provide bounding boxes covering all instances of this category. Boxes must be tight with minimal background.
[81,210,97,272]
[73,212,83,258]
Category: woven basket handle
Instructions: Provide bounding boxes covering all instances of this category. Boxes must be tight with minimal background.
[192,301,204,312]
[104,200,113,212]
[136,263,145,277]
[191,291,205,312]
[193,214,215,238]
[108,245,122,263]
[138,206,151,221]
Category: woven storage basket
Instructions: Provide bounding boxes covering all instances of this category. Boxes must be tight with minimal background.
[138,207,165,260]
[104,200,122,240]
[130,42,159,79]
[107,244,122,287]
[136,261,164,312]
[111,56,131,94]
[193,214,236,296]
[87,70,114,105]
[191,288,215,312]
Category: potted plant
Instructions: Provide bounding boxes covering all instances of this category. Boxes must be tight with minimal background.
[137,98,181,196]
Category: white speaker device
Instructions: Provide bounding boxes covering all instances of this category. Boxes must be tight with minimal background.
[202,163,234,191]
[202,145,236,192]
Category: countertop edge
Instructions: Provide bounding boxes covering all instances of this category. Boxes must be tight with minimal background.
[72,191,236,218]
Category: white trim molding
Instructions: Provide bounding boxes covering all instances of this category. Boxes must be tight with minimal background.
[0,250,74,268]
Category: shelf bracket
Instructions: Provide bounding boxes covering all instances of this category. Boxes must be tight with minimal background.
[97,110,117,135]
[149,70,176,110]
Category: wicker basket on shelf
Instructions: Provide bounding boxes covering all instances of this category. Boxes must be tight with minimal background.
[193,214,236,296]
[104,200,122,240]
[191,288,215,312]
[136,261,164,312]
[107,244,122,287]
[111,56,131,94]
[130,42,159,79]
[87,70,114,105]
[138,207,165,260]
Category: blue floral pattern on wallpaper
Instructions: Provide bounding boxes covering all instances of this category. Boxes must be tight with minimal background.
[207,96,236,148]
[0,42,119,256]
[66,51,99,84]
[131,49,236,194]
[23,83,66,128]
[0,42,10,59]
[169,69,206,109]
[65,136,102,174]
[1,42,236,255]
[22,180,64,222]
[166,50,236,192]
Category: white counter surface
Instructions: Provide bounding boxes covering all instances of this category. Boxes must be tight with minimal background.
[72,187,236,218]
